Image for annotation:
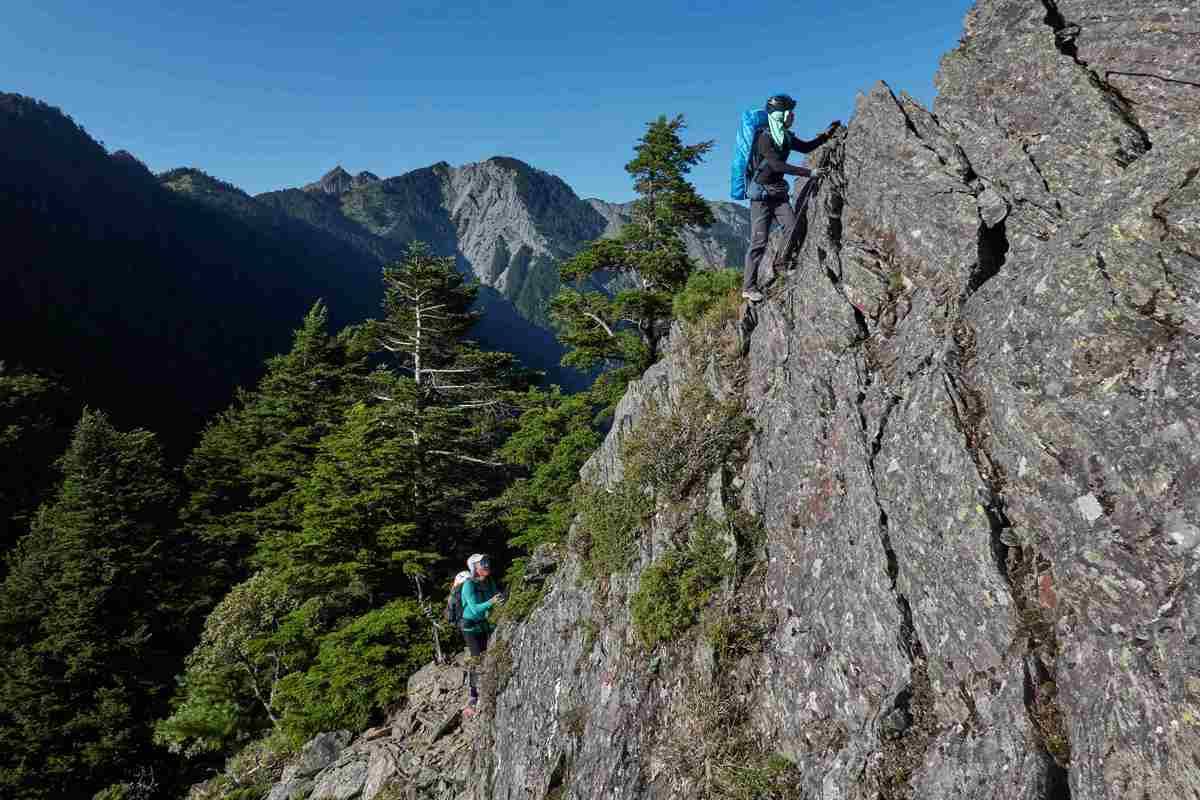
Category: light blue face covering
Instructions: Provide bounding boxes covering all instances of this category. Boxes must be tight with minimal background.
[768,109,791,148]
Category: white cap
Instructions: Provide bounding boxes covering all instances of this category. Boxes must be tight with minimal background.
[467,553,490,578]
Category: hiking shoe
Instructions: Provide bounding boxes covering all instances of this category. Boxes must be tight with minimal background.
[742,289,764,303]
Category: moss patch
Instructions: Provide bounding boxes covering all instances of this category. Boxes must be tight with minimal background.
[722,752,805,800]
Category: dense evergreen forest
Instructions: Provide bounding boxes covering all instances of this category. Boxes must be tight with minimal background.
[0,94,386,455]
[0,105,734,799]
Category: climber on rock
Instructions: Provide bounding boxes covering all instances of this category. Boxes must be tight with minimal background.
[742,94,840,302]
[460,553,503,717]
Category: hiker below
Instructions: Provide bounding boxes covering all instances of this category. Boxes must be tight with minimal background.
[460,553,503,716]
[743,94,840,302]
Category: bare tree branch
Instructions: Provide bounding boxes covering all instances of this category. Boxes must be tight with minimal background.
[429,450,505,467]
[584,312,616,338]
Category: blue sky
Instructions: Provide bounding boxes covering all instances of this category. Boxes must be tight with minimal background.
[4,0,974,202]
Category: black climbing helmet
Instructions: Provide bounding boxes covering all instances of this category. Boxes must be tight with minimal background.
[766,94,797,113]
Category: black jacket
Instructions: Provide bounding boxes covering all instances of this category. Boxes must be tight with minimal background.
[752,129,831,189]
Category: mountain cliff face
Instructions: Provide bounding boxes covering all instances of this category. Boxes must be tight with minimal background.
[250,1,1198,798]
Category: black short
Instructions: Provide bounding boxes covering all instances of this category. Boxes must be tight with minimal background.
[464,630,490,657]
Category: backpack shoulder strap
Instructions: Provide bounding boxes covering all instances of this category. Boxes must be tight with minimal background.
[748,127,766,179]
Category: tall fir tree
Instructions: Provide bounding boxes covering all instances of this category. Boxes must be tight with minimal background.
[551,114,714,386]
[181,301,372,590]
[0,410,178,800]
[258,245,525,594]
[369,242,524,564]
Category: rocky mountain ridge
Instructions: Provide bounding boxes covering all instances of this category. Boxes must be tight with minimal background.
[158,156,748,388]
[166,157,749,332]
[233,0,1200,798]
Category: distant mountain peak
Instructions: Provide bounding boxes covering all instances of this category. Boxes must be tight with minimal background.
[484,155,535,172]
[304,166,379,195]
[159,167,249,198]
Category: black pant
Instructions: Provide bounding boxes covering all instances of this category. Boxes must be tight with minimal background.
[464,630,490,703]
[744,194,795,291]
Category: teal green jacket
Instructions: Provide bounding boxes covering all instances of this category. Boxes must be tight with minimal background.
[461,577,499,633]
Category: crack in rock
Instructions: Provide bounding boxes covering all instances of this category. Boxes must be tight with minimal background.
[1040,0,1153,166]
[1093,252,1120,307]
[1105,71,1200,91]
[940,317,1074,790]
[851,363,937,800]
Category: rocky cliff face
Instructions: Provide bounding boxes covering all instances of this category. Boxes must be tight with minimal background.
[253,1,1198,798]
[303,166,381,195]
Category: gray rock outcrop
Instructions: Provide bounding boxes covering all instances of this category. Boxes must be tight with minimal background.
[304,166,381,195]
[258,1,1198,799]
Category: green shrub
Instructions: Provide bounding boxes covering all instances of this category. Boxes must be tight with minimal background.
[576,480,653,577]
[498,557,550,623]
[672,269,741,324]
[721,753,804,800]
[275,599,433,740]
[622,380,751,501]
[631,518,732,648]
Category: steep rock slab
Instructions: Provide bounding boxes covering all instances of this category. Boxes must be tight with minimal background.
[936,0,1148,224]
[471,335,758,800]
[740,79,1056,800]
[963,126,1200,797]
[1054,0,1200,137]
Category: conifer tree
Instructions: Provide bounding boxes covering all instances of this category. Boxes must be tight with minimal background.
[154,572,299,756]
[258,246,523,591]
[0,410,177,800]
[181,302,371,586]
[254,246,505,595]
[477,387,601,551]
[551,115,714,382]
[369,242,524,559]
[0,366,76,568]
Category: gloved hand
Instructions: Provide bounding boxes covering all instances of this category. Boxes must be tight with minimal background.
[810,167,830,178]
[491,594,506,607]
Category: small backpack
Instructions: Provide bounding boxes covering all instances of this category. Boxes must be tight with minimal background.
[445,583,464,627]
